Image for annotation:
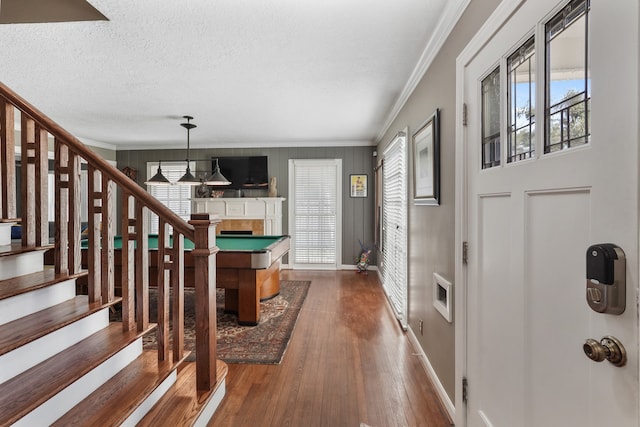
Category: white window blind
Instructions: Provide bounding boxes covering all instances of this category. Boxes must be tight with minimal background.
[146,162,193,234]
[382,133,408,329]
[289,159,341,268]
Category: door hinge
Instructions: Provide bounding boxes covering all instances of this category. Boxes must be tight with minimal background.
[462,241,469,264]
[462,377,469,404]
[462,103,468,126]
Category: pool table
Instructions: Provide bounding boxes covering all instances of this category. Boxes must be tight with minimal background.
[79,234,290,325]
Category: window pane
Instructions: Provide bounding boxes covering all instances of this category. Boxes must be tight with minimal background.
[382,133,408,329]
[507,37,536,163]
[482,67,501,169]
[545,0,590,153]
[146,162,193,234]
[291,160,338,265]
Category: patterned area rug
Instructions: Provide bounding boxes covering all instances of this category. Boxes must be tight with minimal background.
[117,280,311,364]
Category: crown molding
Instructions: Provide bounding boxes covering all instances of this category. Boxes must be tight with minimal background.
[375,0,471,144]
[78,137,118,151]
[119,139,375,151]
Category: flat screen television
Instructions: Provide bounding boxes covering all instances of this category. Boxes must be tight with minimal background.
[211,156,269,190]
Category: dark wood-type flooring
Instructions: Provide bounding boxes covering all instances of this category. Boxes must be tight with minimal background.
[208,269,452,427]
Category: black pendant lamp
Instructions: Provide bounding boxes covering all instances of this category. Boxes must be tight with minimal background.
[144,159,171,185]
[206,158,231,185]
[177,115,200,185]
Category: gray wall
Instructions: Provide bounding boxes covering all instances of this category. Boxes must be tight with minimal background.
[117,145,377,266]
[376,0,500,402]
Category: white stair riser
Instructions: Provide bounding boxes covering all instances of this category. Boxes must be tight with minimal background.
[193,380,227,427]
[0,279,76,326]
[0,223,14,246]
[13,339,143,427]
[120,370,178,427]
[0,250,45,281]
[0,309,110,384]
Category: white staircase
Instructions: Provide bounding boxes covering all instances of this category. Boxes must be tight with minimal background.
[0,228,178,426]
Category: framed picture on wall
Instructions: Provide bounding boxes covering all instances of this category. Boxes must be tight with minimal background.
[412,108,440,205]
[350,174,367,197]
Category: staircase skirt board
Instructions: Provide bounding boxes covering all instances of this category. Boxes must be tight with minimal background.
[12,339,143,427]
[0,308,109,384]
[0,278,76,325]
[0,250,45,281]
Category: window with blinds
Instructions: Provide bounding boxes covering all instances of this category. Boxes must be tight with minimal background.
[146,162,193,234]
[288,159,342,268]
[382,132,408,329]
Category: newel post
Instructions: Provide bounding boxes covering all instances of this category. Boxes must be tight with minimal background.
[189,213,220,392]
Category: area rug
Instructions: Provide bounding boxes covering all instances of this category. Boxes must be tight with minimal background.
[114,280,311,364]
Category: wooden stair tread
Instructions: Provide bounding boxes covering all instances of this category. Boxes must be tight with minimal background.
[0,266,87,300]
[0,218,20,223]
[0,242,53,257]
[52,350,186,427]
[0,322,155,426]
[0,295,121,356]
[138,360,229,427]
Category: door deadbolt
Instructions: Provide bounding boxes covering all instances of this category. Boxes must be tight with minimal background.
[583,336,626,367]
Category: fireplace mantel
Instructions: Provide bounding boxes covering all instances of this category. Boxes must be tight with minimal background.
[192,197,285,235]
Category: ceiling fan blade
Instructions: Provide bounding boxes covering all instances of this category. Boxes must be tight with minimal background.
[0,0,107,24]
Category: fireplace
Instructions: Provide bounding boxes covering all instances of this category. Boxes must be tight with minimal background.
[217,219,264,235]
[191,197,285,235]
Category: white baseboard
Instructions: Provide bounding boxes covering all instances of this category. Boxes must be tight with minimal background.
[339,264,378,271]
[406,327,456,422]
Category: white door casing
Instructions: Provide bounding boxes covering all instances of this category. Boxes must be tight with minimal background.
[455,0,639,425]
[288,158,342,270]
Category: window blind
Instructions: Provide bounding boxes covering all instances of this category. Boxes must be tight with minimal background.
[146,162,193,234]
[290,159,340,267]
[382,133,408,329]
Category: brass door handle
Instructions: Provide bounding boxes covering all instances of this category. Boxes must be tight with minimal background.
[583,336,626,367]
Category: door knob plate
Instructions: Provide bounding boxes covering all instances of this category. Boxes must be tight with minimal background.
[583,336,626,367]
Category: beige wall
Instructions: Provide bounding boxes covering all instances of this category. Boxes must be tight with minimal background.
[376,0,500,402]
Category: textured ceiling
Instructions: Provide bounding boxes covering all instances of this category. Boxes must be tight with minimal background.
[0,0,459,150]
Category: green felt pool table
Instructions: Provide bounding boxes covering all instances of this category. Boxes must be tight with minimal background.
[80,234,291,325]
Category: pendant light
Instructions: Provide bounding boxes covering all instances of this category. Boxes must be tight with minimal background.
[144,160,171,185]
[206,158,231,185]
[176,115,200,185]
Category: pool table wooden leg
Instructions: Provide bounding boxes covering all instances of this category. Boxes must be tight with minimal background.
[237,269,260,326]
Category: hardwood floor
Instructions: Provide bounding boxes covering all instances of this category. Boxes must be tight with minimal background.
[208,269,452,427]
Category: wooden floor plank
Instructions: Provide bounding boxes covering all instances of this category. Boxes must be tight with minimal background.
[207,270,452,427]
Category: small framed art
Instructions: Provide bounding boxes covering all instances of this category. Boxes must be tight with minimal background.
[413,108,440,205]
[350,174,367,198]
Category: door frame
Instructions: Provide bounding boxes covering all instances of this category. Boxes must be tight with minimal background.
[454,0,533,424]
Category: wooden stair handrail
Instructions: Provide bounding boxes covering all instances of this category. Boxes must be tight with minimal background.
[0,81,194,239]
[0,81,220,396]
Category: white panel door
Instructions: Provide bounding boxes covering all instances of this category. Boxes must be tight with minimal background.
[463,0,638,425]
